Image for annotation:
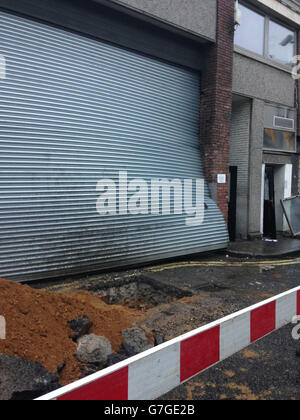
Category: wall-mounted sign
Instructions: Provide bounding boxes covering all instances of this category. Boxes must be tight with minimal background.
[217,174,227,184]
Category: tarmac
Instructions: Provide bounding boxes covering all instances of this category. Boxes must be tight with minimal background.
[162,324,300,401]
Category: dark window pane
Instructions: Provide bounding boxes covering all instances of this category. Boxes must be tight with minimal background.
[234,4,265,55]
[264,129,296,152]
[268,20,294,66]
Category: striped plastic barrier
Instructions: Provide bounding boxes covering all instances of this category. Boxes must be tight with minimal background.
[37,286,300,400]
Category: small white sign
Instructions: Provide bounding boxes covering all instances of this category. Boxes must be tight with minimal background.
[217,174,226,184]
[0,316,6,340]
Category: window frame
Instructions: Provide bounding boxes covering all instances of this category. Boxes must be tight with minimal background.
[234,2,266,56]
[235,2,296,70]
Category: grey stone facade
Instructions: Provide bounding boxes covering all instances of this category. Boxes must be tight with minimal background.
[232,53,295,107]
[108,0,217,40]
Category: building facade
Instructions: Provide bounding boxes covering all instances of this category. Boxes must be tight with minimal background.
[231,0,300,240]
[0,0,299,281]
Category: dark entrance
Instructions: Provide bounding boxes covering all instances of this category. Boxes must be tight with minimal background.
[228,166,238,241]
[263,165,277,239]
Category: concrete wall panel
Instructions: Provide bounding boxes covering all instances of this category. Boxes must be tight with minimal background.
[233,53,295,108]
[109,0,217,41]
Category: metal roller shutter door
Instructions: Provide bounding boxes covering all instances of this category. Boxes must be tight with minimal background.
[0,11,228,281]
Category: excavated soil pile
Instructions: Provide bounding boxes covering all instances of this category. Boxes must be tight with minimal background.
[0,278,141,385]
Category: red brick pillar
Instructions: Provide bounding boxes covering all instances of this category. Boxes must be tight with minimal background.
[297,30,300,136]
[199,0,235,223]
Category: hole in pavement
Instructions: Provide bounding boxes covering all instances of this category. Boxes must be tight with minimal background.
[196,282,229,293]
[97,280,191,311]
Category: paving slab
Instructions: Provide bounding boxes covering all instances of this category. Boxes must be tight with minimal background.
[228,238,300,258]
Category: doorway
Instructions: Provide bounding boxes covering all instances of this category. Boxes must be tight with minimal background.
[228,166,238,241]
[263,165,277,239]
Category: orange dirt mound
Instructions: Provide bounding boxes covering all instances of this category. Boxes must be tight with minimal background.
[0,278,141,385]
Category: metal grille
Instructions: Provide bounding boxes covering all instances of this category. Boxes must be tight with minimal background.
[274,116,294,130]
[0,11,228,281]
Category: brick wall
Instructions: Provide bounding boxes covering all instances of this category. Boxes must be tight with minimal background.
[199,0,235,223]
[297,30,300,194]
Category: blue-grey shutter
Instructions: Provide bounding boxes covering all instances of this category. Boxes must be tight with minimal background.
[0,11,228,281]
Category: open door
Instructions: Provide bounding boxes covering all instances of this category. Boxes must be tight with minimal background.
[263,165,277,239]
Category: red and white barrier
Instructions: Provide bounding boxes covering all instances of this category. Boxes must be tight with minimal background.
[37,286,300,400]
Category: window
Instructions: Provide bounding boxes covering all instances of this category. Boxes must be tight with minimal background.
[234,3,295,68]
[234,4,265,55]
[268,20,295,66]
[264,129,296,152]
